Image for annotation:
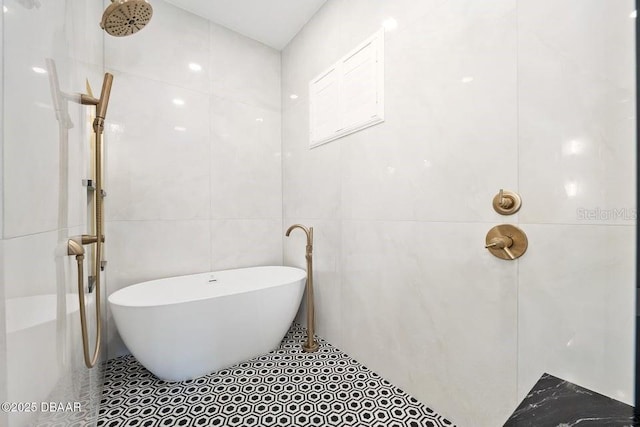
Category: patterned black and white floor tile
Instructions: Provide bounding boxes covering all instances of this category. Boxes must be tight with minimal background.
[98,324,455,427]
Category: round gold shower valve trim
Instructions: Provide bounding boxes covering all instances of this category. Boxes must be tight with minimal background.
[492,189,522,215]
[485,224,528,260]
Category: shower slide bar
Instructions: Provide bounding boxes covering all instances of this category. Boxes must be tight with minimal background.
[67,73,113,368]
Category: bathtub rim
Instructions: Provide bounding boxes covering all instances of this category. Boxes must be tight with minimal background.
[108,265,307,309]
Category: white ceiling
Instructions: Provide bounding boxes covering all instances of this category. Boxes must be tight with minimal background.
[163,0,328,50]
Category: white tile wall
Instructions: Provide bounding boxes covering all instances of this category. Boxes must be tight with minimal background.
[3,0,66,56]
[105,0,210,92]
[280,1,341,112]
[210,96,282,219]
[282,100,342,220]
[3,232,59,299]
[518,0,635,226]
[516,0,636,411]
[210,23,281,111]
[210,219,282,271]
[282,0,635,425]
[3,46,62,237]
[340,220,518,425]
[106,72,211,221]
[106,220,212,293]
[518,224,635,404]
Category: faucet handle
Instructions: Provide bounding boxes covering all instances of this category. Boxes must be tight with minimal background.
[485,225,527,260]
[484,236,515,260]
[492,189,521,215]
[498,189,514,209]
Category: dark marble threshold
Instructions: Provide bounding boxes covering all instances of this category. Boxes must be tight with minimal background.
[504,373,636,427]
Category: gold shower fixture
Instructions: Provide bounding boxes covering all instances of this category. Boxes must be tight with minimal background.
[286,224,319,353]
[492,189,522,215]
[67,73,113,369]
[485,224,528,260]
[101,0,153,37]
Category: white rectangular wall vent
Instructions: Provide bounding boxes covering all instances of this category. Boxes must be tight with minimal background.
[309,29,384,148]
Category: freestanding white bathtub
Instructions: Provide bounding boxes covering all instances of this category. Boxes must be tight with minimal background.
[108,266,306,381]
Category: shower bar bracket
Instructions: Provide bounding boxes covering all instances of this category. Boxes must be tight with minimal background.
[82,179,95,191]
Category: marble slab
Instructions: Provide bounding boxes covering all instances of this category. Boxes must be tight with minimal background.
[504,373,636,426]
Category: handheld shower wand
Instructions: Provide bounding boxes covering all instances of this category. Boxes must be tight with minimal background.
[96,73,113,124]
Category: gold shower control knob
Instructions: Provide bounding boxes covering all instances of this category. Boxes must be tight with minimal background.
[492,189,522,215]
[485,224,528,260]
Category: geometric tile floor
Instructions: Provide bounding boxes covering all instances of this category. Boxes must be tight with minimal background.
[98,323,456,427]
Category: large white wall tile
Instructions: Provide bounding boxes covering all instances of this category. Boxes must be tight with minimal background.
[282,99,341,220]
[342,1,518,222]
[210,96,282,219]
[3,0,73,57]
[107,220,211,293]
[2,0,55,54]
[3,53,97,237]
[210,219,282,271]
[517,224,635,405]
[66,1,104,66]
[3,231,58,299]
[518,0,636,225]
[105,0,210,92]
[210,23,281,111]
[281,0,341,108]
[340,220,518,426]
[518,0,635,84]
[334,0,438,50]
[106,71,210,221]
[4,0,105,65]
[3,47,63,237]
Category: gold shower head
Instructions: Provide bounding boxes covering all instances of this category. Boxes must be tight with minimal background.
[100,0,153,37]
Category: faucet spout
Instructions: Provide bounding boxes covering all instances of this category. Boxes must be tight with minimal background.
[285,224,313,246]
[286,224,313,253]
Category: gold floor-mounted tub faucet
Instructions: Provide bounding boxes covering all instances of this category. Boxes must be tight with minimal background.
[285,224,319,353]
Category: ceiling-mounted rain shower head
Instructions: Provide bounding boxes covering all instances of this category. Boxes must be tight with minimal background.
[100,0,153,37]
